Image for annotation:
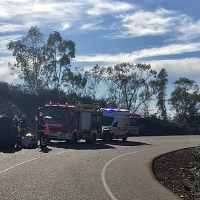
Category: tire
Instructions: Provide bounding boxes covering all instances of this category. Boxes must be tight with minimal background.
[123,134,127,142]
[102,133,108,141]
[103,137,107,142]
[109,133,114,142]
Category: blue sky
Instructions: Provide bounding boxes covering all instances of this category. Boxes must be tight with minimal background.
[0,0,200,101]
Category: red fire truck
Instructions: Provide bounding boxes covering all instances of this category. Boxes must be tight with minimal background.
[39,102,102,143]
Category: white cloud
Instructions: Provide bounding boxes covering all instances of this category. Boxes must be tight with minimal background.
[74,42,200,63]
[0,0,135,34]
[79,21,102,31]
[134,43,200,58]
[178,17,200,41]
[62,23,71,30]
[86,0,135,16]
[112,6,200,42]
[150,58,200,84]
[0,67,17,82]
[0,35,23,56]
[116,7,177,37]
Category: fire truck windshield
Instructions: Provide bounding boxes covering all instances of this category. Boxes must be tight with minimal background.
[43,107,68,120]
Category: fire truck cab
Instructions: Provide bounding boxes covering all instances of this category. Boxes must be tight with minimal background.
[99,108,130,141]
[41,102,102,143]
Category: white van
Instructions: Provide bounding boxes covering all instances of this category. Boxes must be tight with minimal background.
[99,108,130,141]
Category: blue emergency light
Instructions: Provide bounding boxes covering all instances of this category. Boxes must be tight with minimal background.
[106,109,115,113]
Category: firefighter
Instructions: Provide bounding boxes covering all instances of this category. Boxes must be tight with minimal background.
[19,115,29,137]
[36,113,47,148]
[13,115,20,132]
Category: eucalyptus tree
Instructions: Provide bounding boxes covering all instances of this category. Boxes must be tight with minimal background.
[7,26,44,95]
[84,64,102,99]
[42,31,75,90]
[90,63,157,112]
[62,67,87,96]
[169,77,200,126]
[156,68,168,120]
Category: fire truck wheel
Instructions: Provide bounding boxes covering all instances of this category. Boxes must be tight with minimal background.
[103,136,107,142]
[71,133,77,144]
[123,134,128,142]
[109,133,114,142]
[85,139,90,143]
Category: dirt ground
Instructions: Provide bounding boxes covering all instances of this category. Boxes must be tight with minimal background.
[153,147,200,200]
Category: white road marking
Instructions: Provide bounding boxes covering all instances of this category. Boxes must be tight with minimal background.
[101,145,178,200]
[0,157,39,174]
[0,149,74,174]
[57,149,74,154]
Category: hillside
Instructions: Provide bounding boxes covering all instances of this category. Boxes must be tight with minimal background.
[139,117,190,136]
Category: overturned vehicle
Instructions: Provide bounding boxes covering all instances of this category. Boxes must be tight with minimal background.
[0,115,17,149]
[21,133,38,149]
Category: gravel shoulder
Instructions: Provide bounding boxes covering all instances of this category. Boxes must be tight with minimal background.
[153,147,200,200]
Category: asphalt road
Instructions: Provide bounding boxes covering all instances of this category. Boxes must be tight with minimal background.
[0,135,199,200]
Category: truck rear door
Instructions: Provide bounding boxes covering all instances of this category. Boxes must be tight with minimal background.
[81,111,91,130]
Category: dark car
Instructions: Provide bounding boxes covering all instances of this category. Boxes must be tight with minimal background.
[0,115,17,149]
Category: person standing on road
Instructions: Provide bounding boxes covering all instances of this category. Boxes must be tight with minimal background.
[19,115,28,137]
[36,113,46,147]
[13,116,20,132]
